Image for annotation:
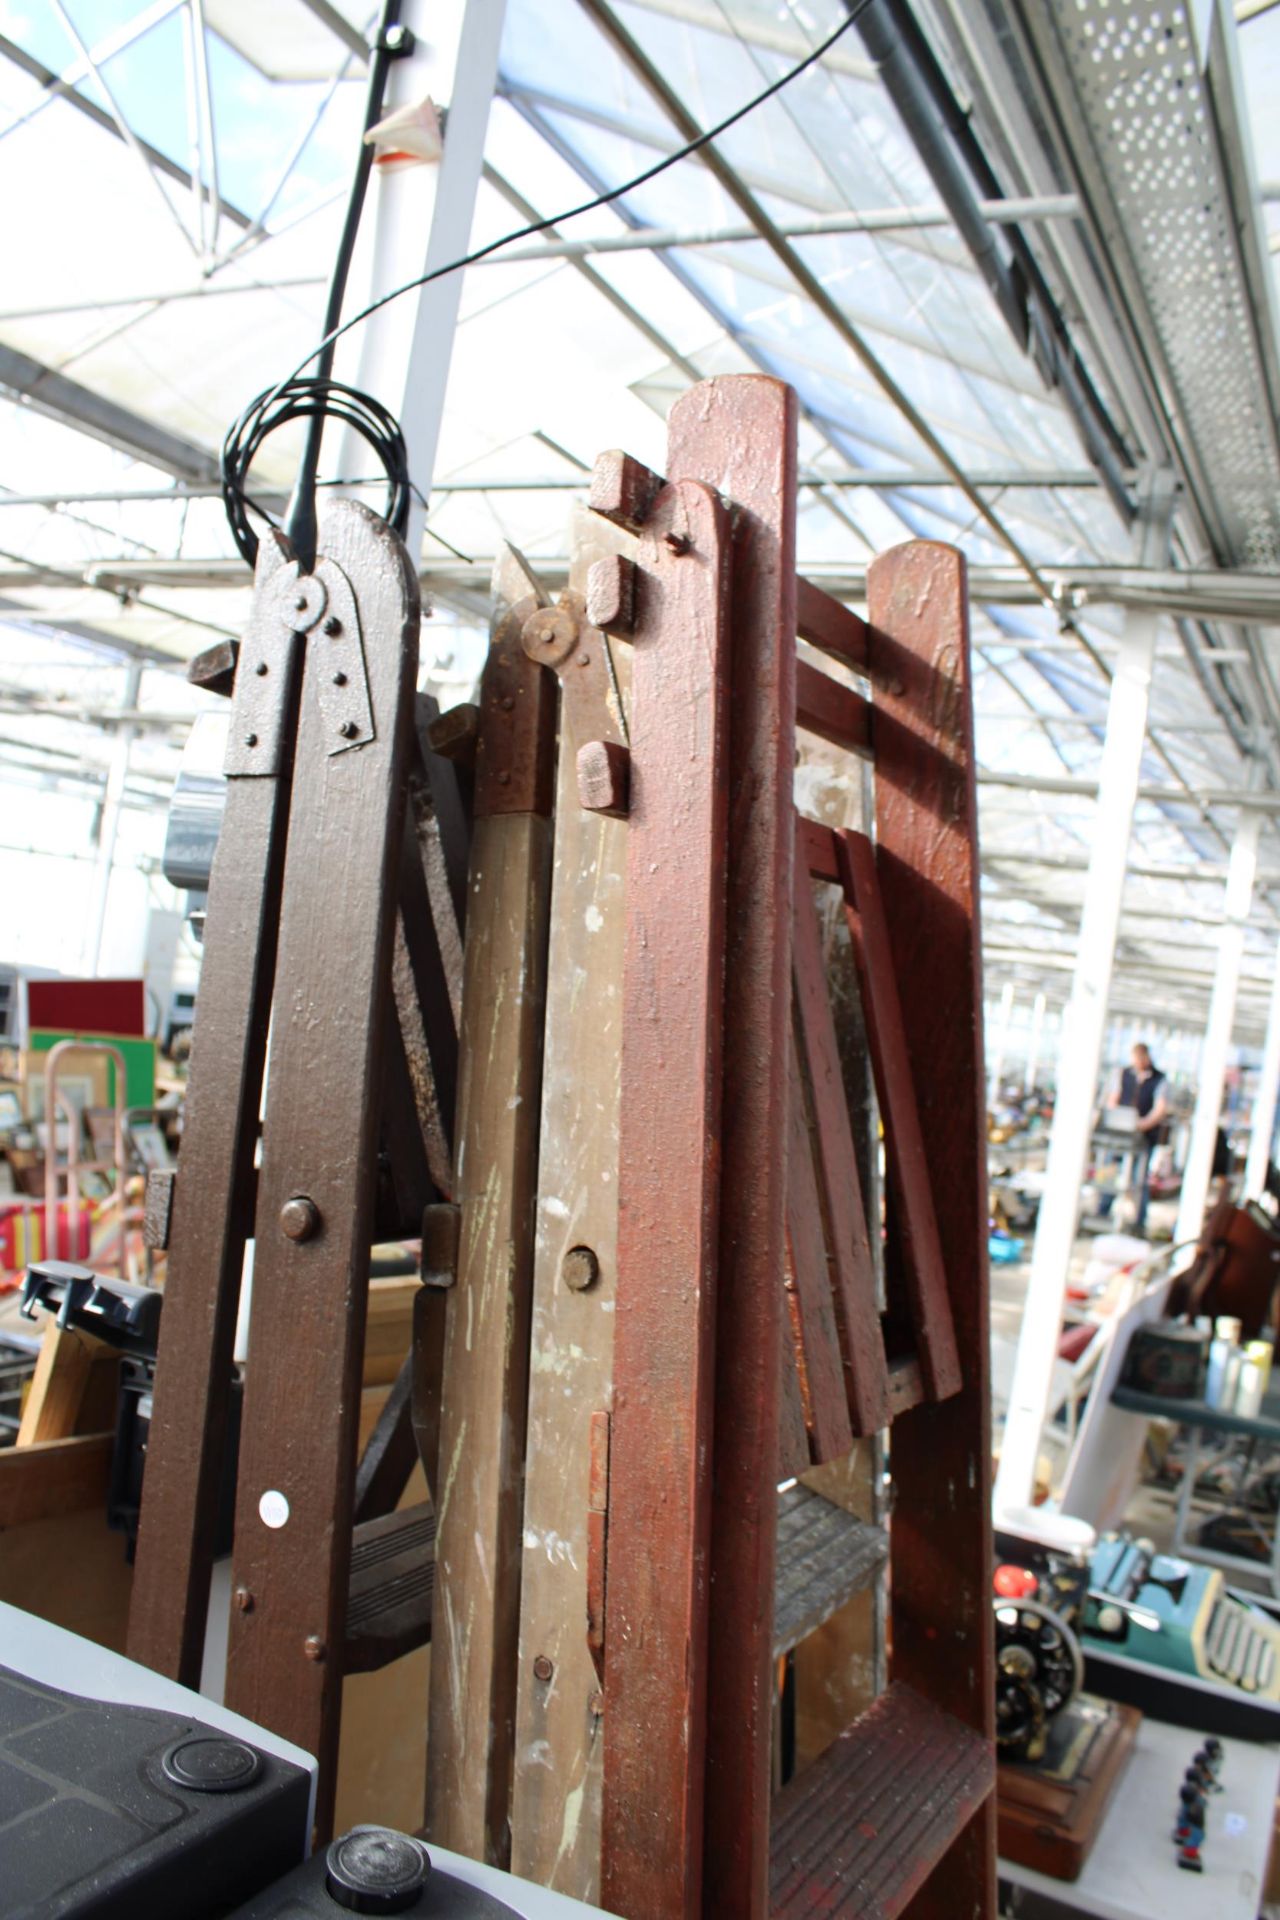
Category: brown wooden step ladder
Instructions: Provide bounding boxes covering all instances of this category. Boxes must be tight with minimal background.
[425,375,995,1917]
[124,499,469,1838]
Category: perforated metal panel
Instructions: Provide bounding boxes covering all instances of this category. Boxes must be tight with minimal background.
[1035,0,1280,570]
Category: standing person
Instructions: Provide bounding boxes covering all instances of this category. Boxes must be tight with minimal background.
[1110,1042,1170,1233]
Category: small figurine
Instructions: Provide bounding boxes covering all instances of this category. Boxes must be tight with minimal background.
[1175,1785,1206,1872]
[1173,1782,1201,1843]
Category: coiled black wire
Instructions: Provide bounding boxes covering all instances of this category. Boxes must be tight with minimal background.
[220,376,412,569]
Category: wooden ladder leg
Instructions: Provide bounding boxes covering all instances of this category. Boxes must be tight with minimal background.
[222,501,419,1839]
[600,477,732,1920]
[867,541,995,1920]
[667,373,798,1920]
[509,505,632,1902]
[424,552,556,1866]
[128,530,303,1688]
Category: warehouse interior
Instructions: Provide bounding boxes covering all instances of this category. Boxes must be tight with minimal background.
[5,2,1280,1916]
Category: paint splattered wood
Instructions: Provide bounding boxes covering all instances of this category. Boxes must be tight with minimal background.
[838,828,960,1403]
[600,477,731,1920]
[425,548,556,1867]
[222,501,419,1838]
[867,541,994,1919]
[129,529,302,1689]
[667,372,796,1920]
[785,1033,856,1464]
[791,877,889,1440]
[510,506,632,1901]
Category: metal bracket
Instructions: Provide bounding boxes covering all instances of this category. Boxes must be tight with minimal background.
[474,595,557,816]
[223,534,307,778]
[521,589,629,813]
[313,553,376,756]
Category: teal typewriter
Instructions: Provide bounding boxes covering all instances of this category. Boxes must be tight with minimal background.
[1080,1534,1280,1698]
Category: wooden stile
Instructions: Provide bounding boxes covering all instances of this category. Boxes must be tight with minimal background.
[666,375,799,1920]
[600,478,733,1920]
[838,827,960,1402]
[510,506,632,1900]
[129,530,302,1690]
[791,878,889,1440]
[425,550,556,1866]
[867,541,995,1918]
[784,1035,856,1466]
[223,503,419,1834]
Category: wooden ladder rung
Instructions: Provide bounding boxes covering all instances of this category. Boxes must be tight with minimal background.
[772,1482,887,1658]
[795,659,871,757]
[770,1681,993,1919]
[344,1501,435,1674]
[796,577,870,672]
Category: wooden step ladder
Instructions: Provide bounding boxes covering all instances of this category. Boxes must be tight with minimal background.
[424,375,995,1916]
[124,500,469,1838]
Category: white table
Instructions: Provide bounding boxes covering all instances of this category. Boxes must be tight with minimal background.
[999,1716,1280,1918]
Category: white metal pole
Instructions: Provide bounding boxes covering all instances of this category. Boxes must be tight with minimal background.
[994,474,1174,1518]
[82,662,141,976]
[1024,990,1047,1092]
[335,0,508,559]
[1245,943,1280,1197]
[988,981,1015,1107]
[1175,808,1263,1244]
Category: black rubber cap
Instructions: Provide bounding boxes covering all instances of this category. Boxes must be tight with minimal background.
[325,1828,431,1913]
[161,1735,262,1793]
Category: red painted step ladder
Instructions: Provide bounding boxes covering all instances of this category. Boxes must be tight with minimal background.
[584,376,995,1919]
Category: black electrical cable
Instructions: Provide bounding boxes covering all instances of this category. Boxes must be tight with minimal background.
[222,2,866,569]
[221,0,412,569]
[221,378,413,568]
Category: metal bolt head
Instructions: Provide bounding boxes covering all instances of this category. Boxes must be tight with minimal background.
[323,615,342,637]
[255,660,269,676]
[244,732,258,748]
[280,1195,320,1242]
[533,1654,554,1682]
[333,671,347,687]
[521,604,579,668]
[294,593,308,613]
[562,1245,600,1292]
[304,1635,326,1662]
[234,1587,254,1613]
[339,719,359,740]
[383,21,411,51]
[501,695,515,712]
[577,652,591,667]
[497,768,510,786]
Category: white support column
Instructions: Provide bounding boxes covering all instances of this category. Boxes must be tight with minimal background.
[988,981,1015,1107]
[1245,943,1280,1198]
[1175,808,1262,1243]
[1024,990,1047,1092]
[82,662,141,977]
[336,0,508,558]
[994,475,1174,1518]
